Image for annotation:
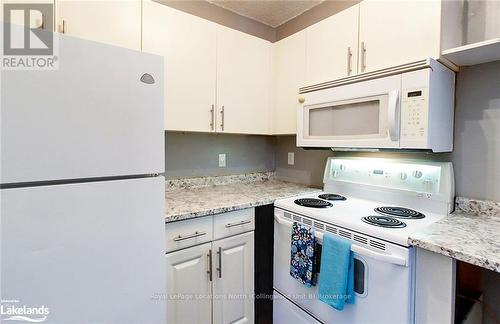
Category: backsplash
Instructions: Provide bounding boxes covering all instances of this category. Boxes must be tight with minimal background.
[165,132,275,179]
[165,171,276,191]
[455,197,500,217]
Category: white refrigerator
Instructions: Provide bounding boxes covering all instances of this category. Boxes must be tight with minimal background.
[1,34,166,323]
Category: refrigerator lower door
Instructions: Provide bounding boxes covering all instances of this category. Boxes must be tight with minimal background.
[1,177,165,324]
[1,34,164,185]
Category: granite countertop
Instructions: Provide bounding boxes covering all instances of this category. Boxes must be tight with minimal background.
[409,197,500,273]
[165,172,321,223]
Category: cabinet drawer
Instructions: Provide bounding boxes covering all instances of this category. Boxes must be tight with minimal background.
[213,208,255,240]
[165,216,213,252]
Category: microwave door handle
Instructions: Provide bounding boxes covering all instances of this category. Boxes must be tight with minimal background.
[388,90,400,141]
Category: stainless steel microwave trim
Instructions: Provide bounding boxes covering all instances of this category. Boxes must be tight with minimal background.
[300,59,431,94]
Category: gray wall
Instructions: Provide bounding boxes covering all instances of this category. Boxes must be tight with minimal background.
[275,61,500,202]
[274,136,332,187]
[165,132,275,179]
[451,61,500,202]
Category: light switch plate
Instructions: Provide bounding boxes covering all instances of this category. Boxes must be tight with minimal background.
[219,153,226,168]
[287,152,295,165]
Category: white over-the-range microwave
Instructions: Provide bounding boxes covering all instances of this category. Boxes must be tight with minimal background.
[297,59,455,152]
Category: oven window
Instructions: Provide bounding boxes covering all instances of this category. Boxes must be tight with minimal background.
[315,244,366,296]
[309,100,380,136]
[354,258,365,295]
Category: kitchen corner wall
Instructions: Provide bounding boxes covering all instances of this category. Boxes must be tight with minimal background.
[274,136,332,187]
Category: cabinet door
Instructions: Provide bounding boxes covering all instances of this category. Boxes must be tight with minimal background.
[143,1,217,132]
[273,30,306,135]
[1,0,54,31]
[358,0,441,73]
[305,4,359,85]
[55,0,141,50]
[166,242,213,324]
[213,231,254,324]
[217,25,272,135]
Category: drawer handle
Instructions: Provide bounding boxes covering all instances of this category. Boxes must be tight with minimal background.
[225,220,251,228]
[173,231,207,242]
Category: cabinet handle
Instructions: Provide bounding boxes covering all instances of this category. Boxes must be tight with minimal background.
[361,41,366,72]
[207,249,213,282]
[172,231,207,242]
[210,104,214,131]
[216,247,222,279]
[347,46,352,75]
[61,20,67,34]
[225,220,252,228]
[220,106,224,131]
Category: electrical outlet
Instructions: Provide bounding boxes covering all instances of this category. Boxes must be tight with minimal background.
[218,153,226,168]
[287,152,295,165]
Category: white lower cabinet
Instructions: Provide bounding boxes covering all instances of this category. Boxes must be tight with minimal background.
[213,232,254,324]
[166,242,213,324]
[165,209,255,324]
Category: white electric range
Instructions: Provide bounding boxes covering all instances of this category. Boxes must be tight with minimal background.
[273,157,454,324]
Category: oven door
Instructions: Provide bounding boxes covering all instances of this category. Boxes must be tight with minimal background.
[273,211,414,324]
[297,74,401,149]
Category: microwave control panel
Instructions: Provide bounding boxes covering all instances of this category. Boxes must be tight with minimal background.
[401,88,428,140]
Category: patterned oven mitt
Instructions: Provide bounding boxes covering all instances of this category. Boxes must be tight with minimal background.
[289,222,317,287]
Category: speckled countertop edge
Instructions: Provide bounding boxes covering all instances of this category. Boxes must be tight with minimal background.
[409,197,500,272]
[165,173,321,223]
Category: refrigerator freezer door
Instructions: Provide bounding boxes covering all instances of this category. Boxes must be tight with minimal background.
[1,177,165,323]
[1,34,164,185]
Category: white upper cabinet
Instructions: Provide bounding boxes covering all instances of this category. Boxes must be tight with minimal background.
[273,30,306,135]
[55,0,141,50]
[358,0,441,73]
[216,25,273,135]
[305,4,359,85]
[142,1,217,132]
[1,0,54,30]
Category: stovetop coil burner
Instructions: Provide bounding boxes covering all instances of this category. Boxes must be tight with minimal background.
[362,215,407,228]
[294,198,332,208]
[374,206,425,219]
[318,193,347,201]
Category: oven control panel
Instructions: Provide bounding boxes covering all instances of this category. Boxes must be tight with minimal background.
[401,88,428,140]
[324,157,443,194]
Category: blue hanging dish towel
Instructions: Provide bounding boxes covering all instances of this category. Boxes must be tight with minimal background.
[289,222,317,287]
[318,232,355,310]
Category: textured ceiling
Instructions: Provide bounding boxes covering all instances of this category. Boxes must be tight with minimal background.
[207,0,324,27]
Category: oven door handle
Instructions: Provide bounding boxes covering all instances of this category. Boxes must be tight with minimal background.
[274,214,408,267]
[387,90,400,141]
[350,244,407,267]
